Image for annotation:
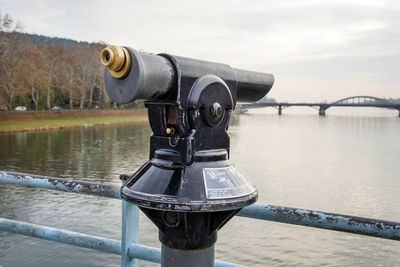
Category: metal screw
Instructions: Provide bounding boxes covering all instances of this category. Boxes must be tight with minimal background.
[210,102,223,120]
[163,211,180,227]
[166,127,175,135]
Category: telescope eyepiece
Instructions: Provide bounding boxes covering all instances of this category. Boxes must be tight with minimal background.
[100,47,113,66]
[100,45,132,79]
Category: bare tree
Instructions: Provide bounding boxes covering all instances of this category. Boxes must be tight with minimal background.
[0,12,26,109]
[21,44,47,110]
[43,45,63,109]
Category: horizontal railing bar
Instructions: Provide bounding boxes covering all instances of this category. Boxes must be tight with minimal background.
[2,171,399,242]
[128,243,160,263]
[0,171,121,199]
[0,217,241,266]
[0,217,121,254]
[215,260,245,267]
[237,204,400,241]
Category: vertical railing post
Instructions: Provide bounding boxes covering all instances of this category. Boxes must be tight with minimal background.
[121,200,140,267]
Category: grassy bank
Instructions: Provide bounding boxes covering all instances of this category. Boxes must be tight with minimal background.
[0,110,148,133]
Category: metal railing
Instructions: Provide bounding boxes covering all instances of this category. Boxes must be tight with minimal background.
[1,171,399,267]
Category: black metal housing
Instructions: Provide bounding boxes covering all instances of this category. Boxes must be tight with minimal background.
[104,46,274,250]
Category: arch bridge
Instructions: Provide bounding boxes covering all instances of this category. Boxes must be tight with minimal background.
[241,96,400,116]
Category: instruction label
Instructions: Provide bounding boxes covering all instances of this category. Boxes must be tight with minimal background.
[203,166,255,199]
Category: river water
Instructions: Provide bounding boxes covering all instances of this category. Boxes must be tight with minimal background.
[1,108,400,267]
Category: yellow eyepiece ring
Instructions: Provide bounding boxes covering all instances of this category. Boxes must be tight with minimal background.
[100,45,132,79]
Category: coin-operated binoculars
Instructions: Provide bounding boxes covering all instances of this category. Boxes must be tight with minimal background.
[101,45,274,267]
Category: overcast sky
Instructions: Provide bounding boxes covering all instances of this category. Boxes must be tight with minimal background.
[1,0,399,101]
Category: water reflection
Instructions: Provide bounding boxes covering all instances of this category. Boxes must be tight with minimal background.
[1,113,400,267]
[0,123,153,267]
[0,123,151,181]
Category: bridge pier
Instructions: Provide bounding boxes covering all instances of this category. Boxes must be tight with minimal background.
[278,105,282,115]
[319,107,326,116]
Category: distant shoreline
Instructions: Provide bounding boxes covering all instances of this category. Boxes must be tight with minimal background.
[0,109,148,133]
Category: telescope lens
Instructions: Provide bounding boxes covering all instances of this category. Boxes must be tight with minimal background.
[100,47,114,67]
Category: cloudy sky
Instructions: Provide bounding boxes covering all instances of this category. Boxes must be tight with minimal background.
[1,0,399,102]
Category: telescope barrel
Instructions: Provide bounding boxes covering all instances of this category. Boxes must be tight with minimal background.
[234,68,274,103]
[102,45,274,104]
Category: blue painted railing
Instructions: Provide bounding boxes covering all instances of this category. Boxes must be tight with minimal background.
[1,171,399,267]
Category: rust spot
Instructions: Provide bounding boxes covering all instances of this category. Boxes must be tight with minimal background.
[306,212,321,219]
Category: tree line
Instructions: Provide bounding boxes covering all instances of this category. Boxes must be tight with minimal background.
[0,11,111,111]
[2,12,398,111]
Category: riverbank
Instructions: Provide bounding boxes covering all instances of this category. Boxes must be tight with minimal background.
[0,109,148,133]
